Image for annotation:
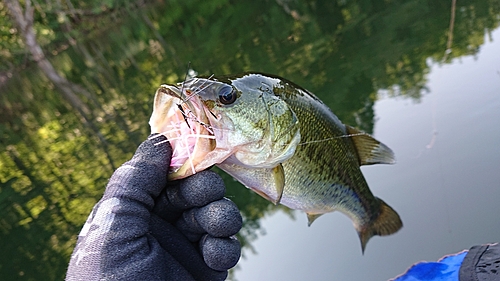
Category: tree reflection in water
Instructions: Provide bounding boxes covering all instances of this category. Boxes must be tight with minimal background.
[1,0,499,279]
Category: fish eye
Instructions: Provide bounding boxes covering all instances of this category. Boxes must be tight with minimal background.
[218,85,237,105]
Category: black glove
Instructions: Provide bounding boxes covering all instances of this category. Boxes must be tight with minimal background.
[66,135,242,281]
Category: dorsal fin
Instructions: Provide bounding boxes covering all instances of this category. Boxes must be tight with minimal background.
[346,125,396,166]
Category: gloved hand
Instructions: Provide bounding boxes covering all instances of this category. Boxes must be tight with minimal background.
[66,134,242,281]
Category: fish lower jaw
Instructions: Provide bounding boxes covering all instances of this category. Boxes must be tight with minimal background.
[150,93,216,179]
[167,119,216,179]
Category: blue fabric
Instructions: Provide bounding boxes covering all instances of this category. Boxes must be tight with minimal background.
[392,251,468,281]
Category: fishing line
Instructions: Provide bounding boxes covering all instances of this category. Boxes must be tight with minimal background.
[177,63,193,128]
[189,74,215,99]
[298,133,367,146]
[178,75,219,129]
[149,126,183,140]
[180,62,191,101]
[166,134,216,142]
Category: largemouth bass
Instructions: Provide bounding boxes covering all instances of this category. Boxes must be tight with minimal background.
[149,73,402,252]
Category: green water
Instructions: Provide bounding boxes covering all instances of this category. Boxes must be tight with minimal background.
[1,1,499,280]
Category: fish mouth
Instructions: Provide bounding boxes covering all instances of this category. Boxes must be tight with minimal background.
[149,84,216,179]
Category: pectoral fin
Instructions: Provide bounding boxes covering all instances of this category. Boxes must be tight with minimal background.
[217,163,285,205]
[271,164,285,204]
[346,125,396,165]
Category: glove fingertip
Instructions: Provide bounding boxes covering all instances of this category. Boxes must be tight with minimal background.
[200,235,241,271]
[196,198,242,237]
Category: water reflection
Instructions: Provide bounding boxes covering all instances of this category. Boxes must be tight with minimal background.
[1,0,499,280]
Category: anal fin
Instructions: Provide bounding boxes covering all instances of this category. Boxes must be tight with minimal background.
[217,163,285,205]
[306,213,323,226]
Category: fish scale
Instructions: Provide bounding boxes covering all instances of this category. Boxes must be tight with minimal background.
[274,77,390,239]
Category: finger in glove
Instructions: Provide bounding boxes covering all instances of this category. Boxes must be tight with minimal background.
[200,235,241,272]
[150,214,228,281]
[153,170,226,223]
[168,170,226,209]
[175,198,242,240]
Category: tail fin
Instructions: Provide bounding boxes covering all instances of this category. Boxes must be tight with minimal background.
[358,199,402,254]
